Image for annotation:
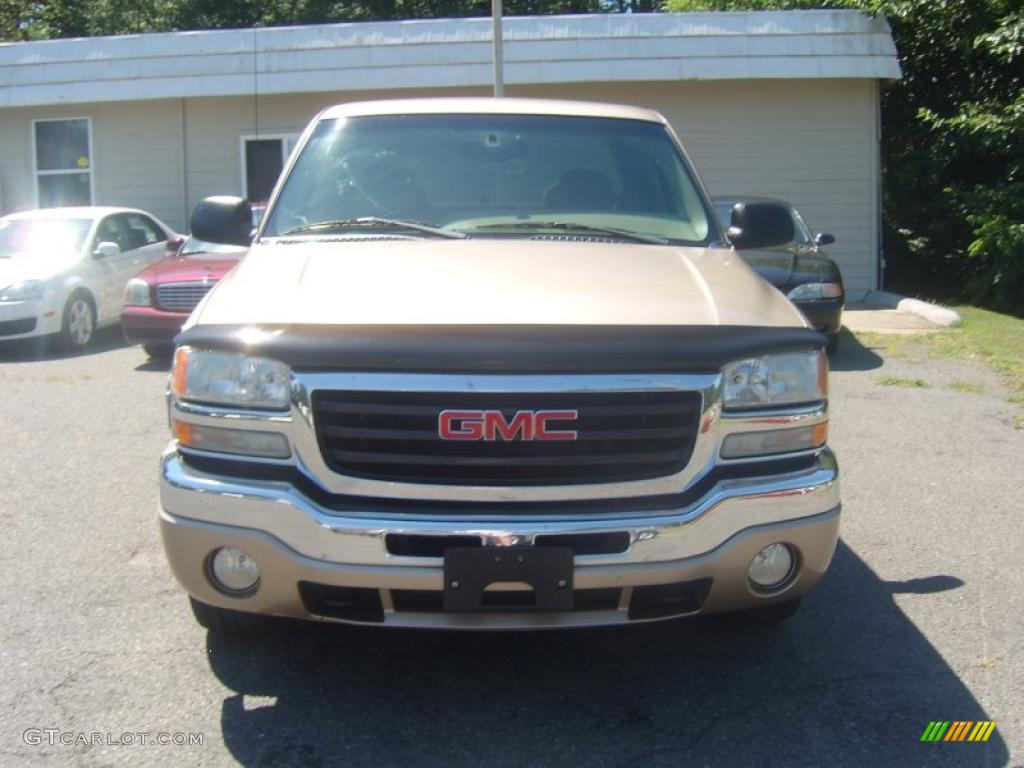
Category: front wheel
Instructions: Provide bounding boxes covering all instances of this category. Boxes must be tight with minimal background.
[59,292,96,352]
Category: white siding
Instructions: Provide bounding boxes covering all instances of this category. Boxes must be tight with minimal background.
[93,101,185,230]
[642,79,879,293]
[0,109,34,212]
[0,100,185,231]
[0,78,880,291]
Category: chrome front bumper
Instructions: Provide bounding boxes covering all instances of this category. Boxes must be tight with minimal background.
[159,447,840,629]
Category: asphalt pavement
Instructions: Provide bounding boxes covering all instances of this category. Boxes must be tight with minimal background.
[0,327,1020,767]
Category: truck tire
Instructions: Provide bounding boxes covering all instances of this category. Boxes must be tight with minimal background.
[826,333,839,355]
[189,597,266,635]
[143,343,174,360]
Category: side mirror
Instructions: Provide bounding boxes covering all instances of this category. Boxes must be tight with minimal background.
[814,232,835,247]
[726,202,795,251]
[190,196,253,247]
[94,241,120,259]
[166,235,186,254]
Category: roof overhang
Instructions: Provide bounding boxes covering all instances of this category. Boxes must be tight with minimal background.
[0,11,902,109]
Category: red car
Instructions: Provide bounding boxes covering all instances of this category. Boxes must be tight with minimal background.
[122,236,246,357]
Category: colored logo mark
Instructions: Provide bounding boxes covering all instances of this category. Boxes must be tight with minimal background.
[921,721,997,742]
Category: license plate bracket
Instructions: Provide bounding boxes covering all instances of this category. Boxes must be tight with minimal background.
[443,546,574,613]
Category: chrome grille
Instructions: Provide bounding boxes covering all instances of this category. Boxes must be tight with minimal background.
[155,282,214,313]
[312,390,702,486]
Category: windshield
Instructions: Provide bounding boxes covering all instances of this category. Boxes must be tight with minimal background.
[0,218,91,259]
[263,115,714,245]
[789,208,814,245]
[713,201,735,229]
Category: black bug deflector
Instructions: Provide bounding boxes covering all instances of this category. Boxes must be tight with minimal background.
[175,324,827,373]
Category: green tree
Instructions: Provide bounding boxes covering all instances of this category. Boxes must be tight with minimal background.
[912,8,1024,311]
[0,0,604,39]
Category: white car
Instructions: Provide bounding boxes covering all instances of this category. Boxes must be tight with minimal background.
[0,207,180,351]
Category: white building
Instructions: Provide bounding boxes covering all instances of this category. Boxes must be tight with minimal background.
[0,11,900,292]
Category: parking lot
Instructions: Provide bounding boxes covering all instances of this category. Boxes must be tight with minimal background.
[0,329,1020,767]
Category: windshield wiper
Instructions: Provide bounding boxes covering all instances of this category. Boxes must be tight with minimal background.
[282,217,466,239]
[464,221,669,245]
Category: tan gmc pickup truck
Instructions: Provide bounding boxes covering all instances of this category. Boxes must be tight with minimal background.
[161,98,839,633]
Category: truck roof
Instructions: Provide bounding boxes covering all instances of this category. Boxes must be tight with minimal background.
[318,97,668,124]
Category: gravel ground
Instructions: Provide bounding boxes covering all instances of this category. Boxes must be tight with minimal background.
[0,328,1020,767]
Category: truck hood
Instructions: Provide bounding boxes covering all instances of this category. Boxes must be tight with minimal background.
[190,238,806,329]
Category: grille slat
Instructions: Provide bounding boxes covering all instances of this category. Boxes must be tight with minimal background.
[315,400,697,418]
[320,424,694,442]
[155,282,214,313]
[312,389,701,486]
[327,448,688,468]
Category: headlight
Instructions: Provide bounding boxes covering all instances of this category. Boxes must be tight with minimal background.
[787,282,842,300]
[124,278,152,306]
[171,346,291,409]
[722,349,827,409]
[0,280,44,302]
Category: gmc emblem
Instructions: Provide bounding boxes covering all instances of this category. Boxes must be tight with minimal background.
[438,409,578,441]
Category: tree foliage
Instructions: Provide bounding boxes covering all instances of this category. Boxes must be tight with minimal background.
[0,0,606,39]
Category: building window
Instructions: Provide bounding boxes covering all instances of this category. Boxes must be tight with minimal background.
[34,118,93,207]
[241,134,299,204]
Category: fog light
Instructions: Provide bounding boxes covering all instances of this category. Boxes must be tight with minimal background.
[209,547,261,594]
[748,543,795,591]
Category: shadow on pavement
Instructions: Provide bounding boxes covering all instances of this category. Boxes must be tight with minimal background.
[205,541,1005,767]
[885,575,965,595]
[829,328,884,372]
[134,353,172,372]
[0,326,129,363]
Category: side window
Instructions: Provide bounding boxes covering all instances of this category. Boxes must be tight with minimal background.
[124,214,162,248]
[96,215,128,251]
[141,215,166,240]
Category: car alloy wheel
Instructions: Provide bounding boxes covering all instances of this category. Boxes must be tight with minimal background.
[63,295,95,350]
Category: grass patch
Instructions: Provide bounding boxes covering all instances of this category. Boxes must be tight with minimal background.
[853,305,1024,427]
[949,380,985,394]
[851,331,907,357]
[927,307,1024,391]
[877,376,931,388]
